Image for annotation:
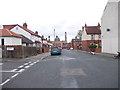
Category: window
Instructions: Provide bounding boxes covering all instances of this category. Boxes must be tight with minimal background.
[2,39,4,45]
[91,35,95,40]
[98,35,101,39]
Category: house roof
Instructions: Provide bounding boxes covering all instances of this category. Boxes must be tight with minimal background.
[83,23,101,35]
[0,29,22,38]
[35,41,41,43]
[3,24,35,35]
[18,24,35,35]
[3,25,16,30]
[85,26,101,34]
[21,35,33,44]
[3,24,41,37]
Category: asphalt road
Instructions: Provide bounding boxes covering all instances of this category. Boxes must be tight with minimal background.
[1,49,118,88]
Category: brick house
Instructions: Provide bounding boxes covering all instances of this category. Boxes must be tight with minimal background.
[41,36,51,53]
[81,23,101,53]
[71,38,81,50]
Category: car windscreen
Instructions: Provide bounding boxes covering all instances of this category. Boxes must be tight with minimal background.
[52,48,58,50]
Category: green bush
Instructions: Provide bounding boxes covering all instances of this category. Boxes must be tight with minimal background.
[88,45,97,49]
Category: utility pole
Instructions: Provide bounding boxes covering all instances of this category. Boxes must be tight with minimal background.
[54,29,55,47]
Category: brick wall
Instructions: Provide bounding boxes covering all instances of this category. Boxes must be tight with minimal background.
[72,41,81,50]
[82,40,101,53]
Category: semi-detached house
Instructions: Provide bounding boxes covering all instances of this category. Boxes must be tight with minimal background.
[81,23,101,53]
[0,28,22,46]
[1,23,43,58]
[3,23,42,47]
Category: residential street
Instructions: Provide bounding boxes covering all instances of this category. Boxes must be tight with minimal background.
[1,49,118,88]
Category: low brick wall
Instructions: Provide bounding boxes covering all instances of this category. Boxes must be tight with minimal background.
[82,40,101,53]
[95,48,101,53]
[2,45,42,58]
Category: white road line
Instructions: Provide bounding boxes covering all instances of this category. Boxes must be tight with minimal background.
[0,70,19,73]
[28,61,32,64]
[33,62,37,64]
[0,63,3,65]
[18,69,25,72]
[11,69,18,72]
[24,63,29,65]
[0,79,10,86]
[35,61,38,63]
[18,65,24,68]
[11,73,19,78]
[24,65,30,69]
[29,63,34,66]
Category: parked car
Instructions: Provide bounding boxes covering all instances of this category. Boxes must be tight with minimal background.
[51,47,61,55]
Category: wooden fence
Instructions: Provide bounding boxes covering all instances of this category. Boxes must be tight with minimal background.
[2,45,41,58]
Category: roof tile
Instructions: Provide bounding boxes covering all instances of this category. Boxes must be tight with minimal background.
[85,26,101,34]
[0,29,22,38]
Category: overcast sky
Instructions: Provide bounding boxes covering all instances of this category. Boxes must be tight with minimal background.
[0,0,108,42]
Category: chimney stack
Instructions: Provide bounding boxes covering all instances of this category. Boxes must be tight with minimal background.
[82,26,84,30]
[23,23,27,29]
[48,36,50,41]
[98,23,100,28]
[85,23,87,28]
[35,31,38,35]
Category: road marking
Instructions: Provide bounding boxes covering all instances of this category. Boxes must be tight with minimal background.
[11,69,18,72]
[24,63,29,65]
[33,62,37,64]
[60,56,75,61]
[11,73,19,78]
[0,70,19,73]
[18,65,24,68]
[29,63,34,66]
[28,61,32,64]
[0,79,10,86]
[0,61,40,86]
[0,63,3,65]
[24,65,30,69]
[36,60,40,63]
[18,69,25,72]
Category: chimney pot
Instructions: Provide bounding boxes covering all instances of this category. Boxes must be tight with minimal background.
[35,31,38,35]
[23,23,27,29]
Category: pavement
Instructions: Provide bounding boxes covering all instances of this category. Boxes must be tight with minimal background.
[77,50,116,58]
[0,52,50,62]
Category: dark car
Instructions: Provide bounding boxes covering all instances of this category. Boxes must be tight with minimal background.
[51,47,61,55]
